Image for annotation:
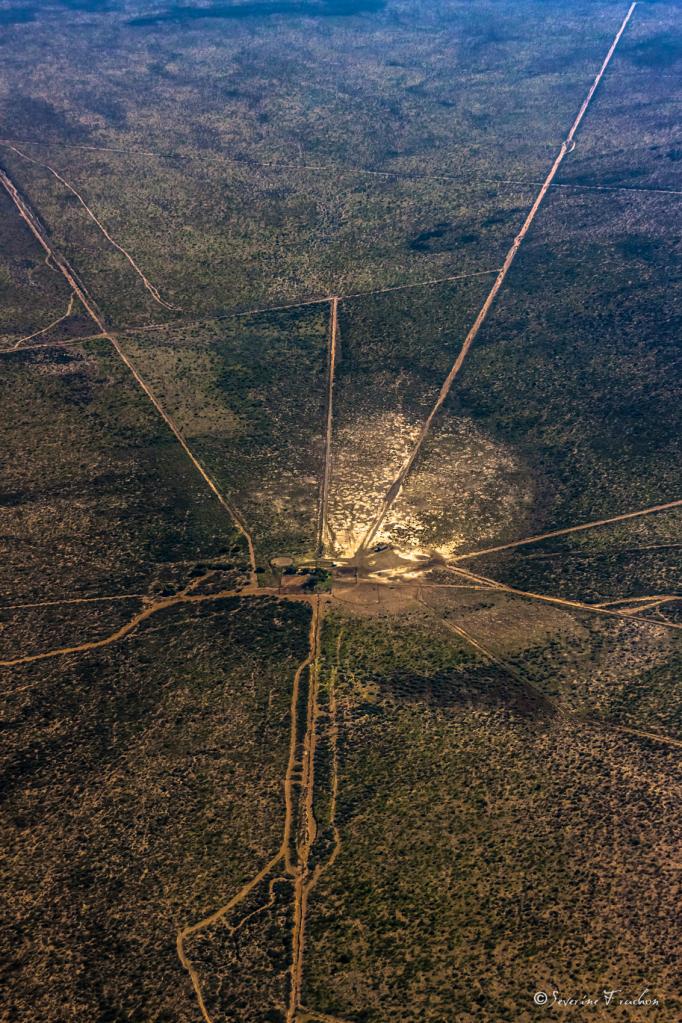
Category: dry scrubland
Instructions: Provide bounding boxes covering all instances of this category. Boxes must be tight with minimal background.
[0,0,681,1020]
[304,612,681,1023]
[0,187,89,347]
[0,145,538,323]
[375,188,681,558]
[0,340,248,606]
[453,507,682,604]
[0,1,664,323]
[417,586,682,739]
[1,598,311,1022]
[121,307,330,564]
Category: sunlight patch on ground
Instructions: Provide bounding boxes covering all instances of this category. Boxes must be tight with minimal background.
[326,409,421,559]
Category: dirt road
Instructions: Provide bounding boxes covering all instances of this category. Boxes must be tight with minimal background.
[449,499,682,563]
[2,141,175,309]
[356,2,638,554]
[317,296,339,557]
[0,164,258,580]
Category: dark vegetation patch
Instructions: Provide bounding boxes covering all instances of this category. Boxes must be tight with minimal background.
[122,306,329,564]
[72,89,129,129]
[0,4,35,24]
[0,0,117,22]
[627,31,682,69]
[0,93,91,142]
[129,0,386,27]
[449,192,682,532]
[323,611,552,719]
[408,220,479,253]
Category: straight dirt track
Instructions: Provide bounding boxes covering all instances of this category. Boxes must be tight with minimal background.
[449,499,682,563]
[356,1,638,554]
[317,296,339,557]
[174,595,325,1023]
[0,165,258,579]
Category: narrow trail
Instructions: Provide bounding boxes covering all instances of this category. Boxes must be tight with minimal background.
[0,264,498,361]
[317,297,339,557]
[355,1,638,555]
[0,137,161,157]
[595,595,681,609]
[106,334,259,584]
[342,267,499,300]
[2,141,176,309]
[0,592,145,612]
[289,627,345,1023]
[605,597,681,615]
[0,586,257,669]
[449,499,682,563]
[549,180,682,198]
[6,293,77,350]
[0,333,105,358]
[297,1010,353,1023]
[326,631,343,848]
[176,597,324,1023]
[517,541,682,561]
[229,873,289,940]
[55,265,500,345]
[0,164,106,324]
[415,590,561,717]
[0,586,321,672]
[259,158,682,200]
[444,564,682,631]
[288,595,324,1023]
[0,266,500,358]
[608,724,682,750]
[176,850,285,1023]
[283,598,322,875]
[0,162,258,582]
[235,296,332,318]
[418,593,682,750]
[9,137,681,200]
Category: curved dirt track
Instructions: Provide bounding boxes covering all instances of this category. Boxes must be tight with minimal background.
[7,292,76,349]
[175,596,326,1023]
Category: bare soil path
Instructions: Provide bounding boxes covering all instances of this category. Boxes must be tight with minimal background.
[0,136,161,157]
[0,583,270,669]
[0,162,258,581]
[174,595,326,1023]
[355,2,639,554]
[0,333,105,357]
[317,297,339,557]
[297,1010,353,1023]
[52,265,500,344]
[449,500,682,563]
[444,563,682,631]
[5,293,76,350]
[0,593,145,612]
[2,141,176,309]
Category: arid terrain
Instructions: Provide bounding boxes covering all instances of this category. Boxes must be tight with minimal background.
[1,0,680,1021]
